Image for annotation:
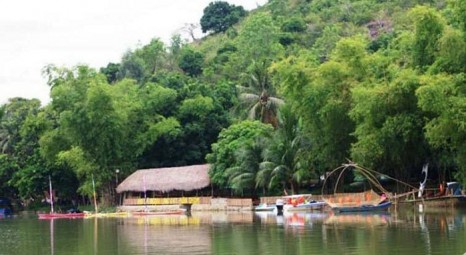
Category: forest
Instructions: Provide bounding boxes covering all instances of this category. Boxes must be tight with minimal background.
[0,0,465,206]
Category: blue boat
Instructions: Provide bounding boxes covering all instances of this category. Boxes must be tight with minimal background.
[323,190,392,213]
[0,197,13,217]
[332,201,392,213]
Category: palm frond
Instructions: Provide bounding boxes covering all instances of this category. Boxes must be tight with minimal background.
[239,93,260,103]
[236,85,258,95]
[248,102,261,120]
[268,97,285,106]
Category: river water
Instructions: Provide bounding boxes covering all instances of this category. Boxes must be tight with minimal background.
[0,207,465,255]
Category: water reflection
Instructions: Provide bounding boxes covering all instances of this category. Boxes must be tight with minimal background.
[324,212,391,226]
[50,219,54,255]
[117,215,206,255]
[1,210,466,254]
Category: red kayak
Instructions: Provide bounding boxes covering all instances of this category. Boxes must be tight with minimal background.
[38,212,85,219]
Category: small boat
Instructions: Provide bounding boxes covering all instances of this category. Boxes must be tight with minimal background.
[38,176,85,220]
[38,212,85,219]
[284,200,327,212]
[332,201,392,213]
[254,203,276,212]
[397,182,466,207]
[323,190,391,213]
[0,197,13,217]
[394,164,466,208]
[283,194,326,212]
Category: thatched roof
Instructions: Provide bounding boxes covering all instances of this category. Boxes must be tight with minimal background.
[116,164,210,193]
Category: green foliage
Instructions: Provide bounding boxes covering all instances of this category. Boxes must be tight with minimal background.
[258,105,311,194]
[178,47,205,77]
[429,28,466,74]
[416,73,466,184]
[350,69,428,179]
[281,17,307,32]
[207,121,273,188]
[3,0,466,201]
[446,0,466,33]
[200,1,247,34]
[410,6,445,68]
[99,63,120,84]
[0,155,18,197]
[225,137,268,195]
[117,51,145,83]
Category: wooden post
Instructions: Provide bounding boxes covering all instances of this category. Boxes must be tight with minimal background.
[92,175,98,213]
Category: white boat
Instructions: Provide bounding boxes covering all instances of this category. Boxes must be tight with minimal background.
[282,194,327,212]
[254,203,276,212]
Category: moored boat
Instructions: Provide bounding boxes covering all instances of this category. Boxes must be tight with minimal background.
[323,190,391,213]
[254,203,276,212]
[0,197,13,217]
[38,176,85,220]
[396,182,466,208]
[332,201,392,213]
[283,194,327,212]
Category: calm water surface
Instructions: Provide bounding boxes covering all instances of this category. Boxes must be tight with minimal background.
[1,207,465,255]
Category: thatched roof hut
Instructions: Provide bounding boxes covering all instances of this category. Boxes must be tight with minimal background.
[116,164,210,193]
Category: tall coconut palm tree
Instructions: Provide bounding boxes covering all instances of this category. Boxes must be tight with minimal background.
[237,61,284,128]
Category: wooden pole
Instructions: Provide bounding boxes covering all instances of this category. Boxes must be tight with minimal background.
[92,174,98,213]
[49,175,54,213]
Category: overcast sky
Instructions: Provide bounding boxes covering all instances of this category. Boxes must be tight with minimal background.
[0,0,267,105]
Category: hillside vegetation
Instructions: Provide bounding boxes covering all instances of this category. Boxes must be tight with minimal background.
[0,0,465,203]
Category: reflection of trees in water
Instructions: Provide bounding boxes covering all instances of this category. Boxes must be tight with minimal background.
[97,210,466,255]
[320,210,466,255]
[118,217,211,255]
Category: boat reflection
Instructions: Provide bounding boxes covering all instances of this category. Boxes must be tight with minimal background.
[324,212,391,226]
[255,211,329,227]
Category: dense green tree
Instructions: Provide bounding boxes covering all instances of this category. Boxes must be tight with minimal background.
[100,63,120,84]
[281,17,307,33]
[135,38,166,76]
[41,66,180,201]
[416,73,466,185]
[429,28,466,74]
[117,51,145,83]
[207,121,273,189]
[410,6,445,68]
[178,47,205,77]
[0,155,18,198]
[200,1,247,34]
[350,69,429,181]
[274,50,355,175]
